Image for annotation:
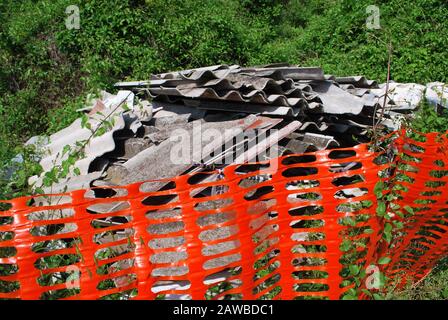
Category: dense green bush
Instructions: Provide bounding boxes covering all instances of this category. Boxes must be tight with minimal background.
[1,0,448,187]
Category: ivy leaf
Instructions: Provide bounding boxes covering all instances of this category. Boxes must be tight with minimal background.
[378,256,391,265]
[62,145,71,156]
[342,288,358,300]
[73,167,81,176]
[70,154,78,166]
[395,210,404,218]
[342,217,356,227]
[359,269,366,279]
[122,103,131,111]
[103,120,112,130]
[373,293,384,300]
[404,205,414,215]
[94,125,109,137]
[393,221,404,229]
[75,141,85,148]
[349,264,360,276]
[81,114,89,129]
[376,201,386,217]
[340,239,351,252]
[361,289,373,298]
[42,176,52,187]
[383,223,393,243]
[374,181,384,199]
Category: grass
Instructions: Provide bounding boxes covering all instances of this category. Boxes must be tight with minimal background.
[386,258,448,300]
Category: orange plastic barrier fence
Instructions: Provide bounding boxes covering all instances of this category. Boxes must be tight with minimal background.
[0,129,447,300]
[381,131,448,285]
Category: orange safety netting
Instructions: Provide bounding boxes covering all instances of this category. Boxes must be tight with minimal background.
[381,131,448,285]
[0,129,447,300]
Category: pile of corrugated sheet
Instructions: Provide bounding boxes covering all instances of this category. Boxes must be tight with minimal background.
[26,63,445,196]
[21,63,447,293]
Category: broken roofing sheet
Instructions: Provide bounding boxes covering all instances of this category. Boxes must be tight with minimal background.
[426,82,448,109]
[123,65,376,118]
[27,90,142,193]
[106,115,265,189]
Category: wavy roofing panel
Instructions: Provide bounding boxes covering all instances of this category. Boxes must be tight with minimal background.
[28,91,141,190]
[334,76,379,88]
[115,65,387,119]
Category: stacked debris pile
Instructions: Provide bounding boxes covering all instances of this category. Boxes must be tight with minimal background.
[18,64,446,297]
[27,63,436,196]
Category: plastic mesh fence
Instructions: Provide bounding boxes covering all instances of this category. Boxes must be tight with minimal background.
[381,131,448,285]
[0,129,447,300]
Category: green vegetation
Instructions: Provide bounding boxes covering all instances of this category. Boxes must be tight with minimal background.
[387,258,448,300]
[407,101,448,134]
[1,0,448,169]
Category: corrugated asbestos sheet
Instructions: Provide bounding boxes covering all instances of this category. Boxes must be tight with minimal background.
[7,62,447,299]
[25,63,429,208]
[18,63,445,288]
